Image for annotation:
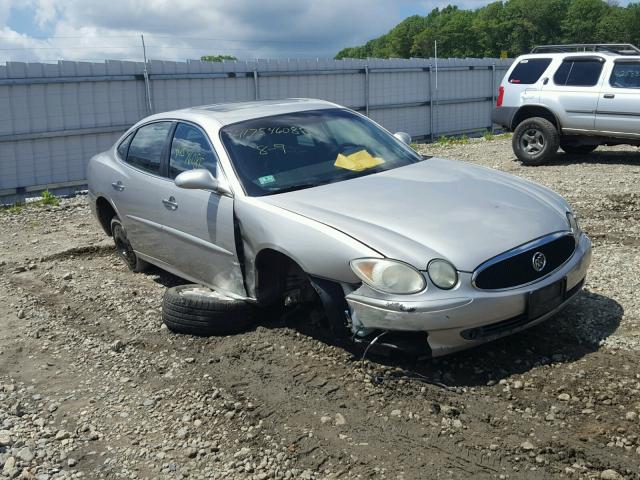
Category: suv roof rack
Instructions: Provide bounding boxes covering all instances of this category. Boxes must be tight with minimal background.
[531,44,640,55]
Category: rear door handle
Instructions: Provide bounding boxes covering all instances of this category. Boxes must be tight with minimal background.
[162,196,178,210]
[603,94,615,99]
[111,181,125,191]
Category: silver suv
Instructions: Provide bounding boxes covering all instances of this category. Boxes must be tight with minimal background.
[492,44,640,165]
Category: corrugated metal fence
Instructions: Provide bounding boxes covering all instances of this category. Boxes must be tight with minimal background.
[0,57,513,202]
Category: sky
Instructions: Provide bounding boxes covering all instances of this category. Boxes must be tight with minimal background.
[0,0,498,63]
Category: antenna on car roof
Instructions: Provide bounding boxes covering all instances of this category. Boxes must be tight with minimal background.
[531,44,640,55]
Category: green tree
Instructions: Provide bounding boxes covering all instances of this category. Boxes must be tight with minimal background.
[334,0,638,60]
[201,55,237,62]
[411,6,478,57]
[561,0,610,42]
[597,6,631,42]
[388,15,427,57]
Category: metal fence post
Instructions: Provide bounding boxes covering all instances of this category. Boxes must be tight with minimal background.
[429,66,434,142]
[253,70,259,100]
[140,34,153,114]
[364,64,370,117]
[491,64,496,133]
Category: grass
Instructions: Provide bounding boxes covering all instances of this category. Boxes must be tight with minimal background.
[433,131,513,146]
[40,189,60,206]
[436,134,470,146]
[1,189,60,215]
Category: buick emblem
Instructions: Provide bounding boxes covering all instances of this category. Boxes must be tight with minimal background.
[532,252,546,272]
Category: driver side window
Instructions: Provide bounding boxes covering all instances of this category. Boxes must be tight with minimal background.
[169,123,218,179]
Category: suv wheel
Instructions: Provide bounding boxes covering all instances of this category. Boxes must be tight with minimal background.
[110,217,148,272]
[512,117,559,166]
[560,142,598,155]
[162,284,254,336]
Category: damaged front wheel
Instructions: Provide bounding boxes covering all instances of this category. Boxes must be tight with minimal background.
[162,284,254,336]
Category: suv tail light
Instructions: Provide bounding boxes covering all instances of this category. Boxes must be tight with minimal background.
[496,86,505,107]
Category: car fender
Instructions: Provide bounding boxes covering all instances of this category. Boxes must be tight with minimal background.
[512,103,563,131]
[234,196,383,298]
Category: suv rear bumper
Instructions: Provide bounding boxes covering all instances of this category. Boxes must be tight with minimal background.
[491,107,518,131]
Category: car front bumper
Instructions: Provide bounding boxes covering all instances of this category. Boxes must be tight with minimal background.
[345,233,592,357]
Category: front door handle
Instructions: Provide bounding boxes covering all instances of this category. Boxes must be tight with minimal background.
[162,196,178,210]
[111,181,125,191]
[603,94,615,99]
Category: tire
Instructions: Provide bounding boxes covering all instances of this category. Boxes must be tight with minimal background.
[162,284,254,336]
[512,117,559,166]
[560,143,598,155]
[110,217,148,273]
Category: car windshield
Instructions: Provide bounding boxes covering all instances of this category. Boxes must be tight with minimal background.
[219,108,424,196]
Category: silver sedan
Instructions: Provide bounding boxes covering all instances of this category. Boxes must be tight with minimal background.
[87,99,591,357]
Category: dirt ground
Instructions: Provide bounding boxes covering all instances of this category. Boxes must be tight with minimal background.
[1,138,639,480]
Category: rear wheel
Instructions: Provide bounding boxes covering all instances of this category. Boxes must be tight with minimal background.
[162,284,254,336]
[560,142,598,155]
[512,117,559,166]
[110,217,147,272]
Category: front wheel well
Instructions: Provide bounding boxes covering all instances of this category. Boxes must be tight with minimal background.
[96,197,117,236]
[253,248,350,335]
[512,106,559,131]
[254,249,309,307]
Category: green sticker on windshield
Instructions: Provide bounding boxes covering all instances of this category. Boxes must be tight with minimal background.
[258,175,276,186]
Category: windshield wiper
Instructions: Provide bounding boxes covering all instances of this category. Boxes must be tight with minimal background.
[270,183,319,194]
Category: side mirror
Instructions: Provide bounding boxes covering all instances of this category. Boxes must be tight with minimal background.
[174,169,232,196]
[394,131,412,145]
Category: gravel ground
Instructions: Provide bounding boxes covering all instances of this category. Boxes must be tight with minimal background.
[0,138,639,480]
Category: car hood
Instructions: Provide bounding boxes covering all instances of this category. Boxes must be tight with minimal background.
[258,157,571,272]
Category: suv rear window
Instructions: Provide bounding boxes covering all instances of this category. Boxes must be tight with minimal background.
[553,58,604,87]
[508,58,552,84]
[610,62,640,88]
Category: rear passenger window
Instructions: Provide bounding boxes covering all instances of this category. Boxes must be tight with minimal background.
[169,123,217,179]
[126,122,172,175]
[553,59,604,87]
[117,133,133,159]
[508,58,552,84]
[610,62,640,88]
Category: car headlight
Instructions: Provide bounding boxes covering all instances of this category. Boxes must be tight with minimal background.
[427,259,458,290]
[566,212,581,241]
[350,258,426,294]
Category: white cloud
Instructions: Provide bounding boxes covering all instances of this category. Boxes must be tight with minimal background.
[33,0,58,27]
[1,0,416,63]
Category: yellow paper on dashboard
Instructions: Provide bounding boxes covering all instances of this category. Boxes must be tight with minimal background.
[334,149,385,172]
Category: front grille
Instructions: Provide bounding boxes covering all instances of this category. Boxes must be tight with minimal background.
[474,233,576,290]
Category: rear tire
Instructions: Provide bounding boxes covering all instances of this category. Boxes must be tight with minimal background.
[110,217,148,273]
[162,284,254,336]
[560,143,598,155]
[512,117,559,166]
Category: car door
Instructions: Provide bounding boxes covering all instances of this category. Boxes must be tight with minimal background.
[540,56,606,132]
[596,59,640,138]
[112,121,173,262]
[161,121,246,297]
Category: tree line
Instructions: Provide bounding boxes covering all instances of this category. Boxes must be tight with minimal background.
[335,0,640,59]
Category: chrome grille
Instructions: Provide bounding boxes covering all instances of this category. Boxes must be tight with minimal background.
[473,232,576,290]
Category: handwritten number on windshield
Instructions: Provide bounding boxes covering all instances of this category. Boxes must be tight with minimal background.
[231,126,308,138]
[256,144,286,155]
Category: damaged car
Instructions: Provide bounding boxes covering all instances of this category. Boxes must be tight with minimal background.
[87,99,591,357]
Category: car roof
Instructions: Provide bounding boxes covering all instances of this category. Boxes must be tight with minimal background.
[516,51,634,61]
[142,98,341,128]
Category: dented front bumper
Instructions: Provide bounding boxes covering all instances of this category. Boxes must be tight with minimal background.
[345,233,592,357]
